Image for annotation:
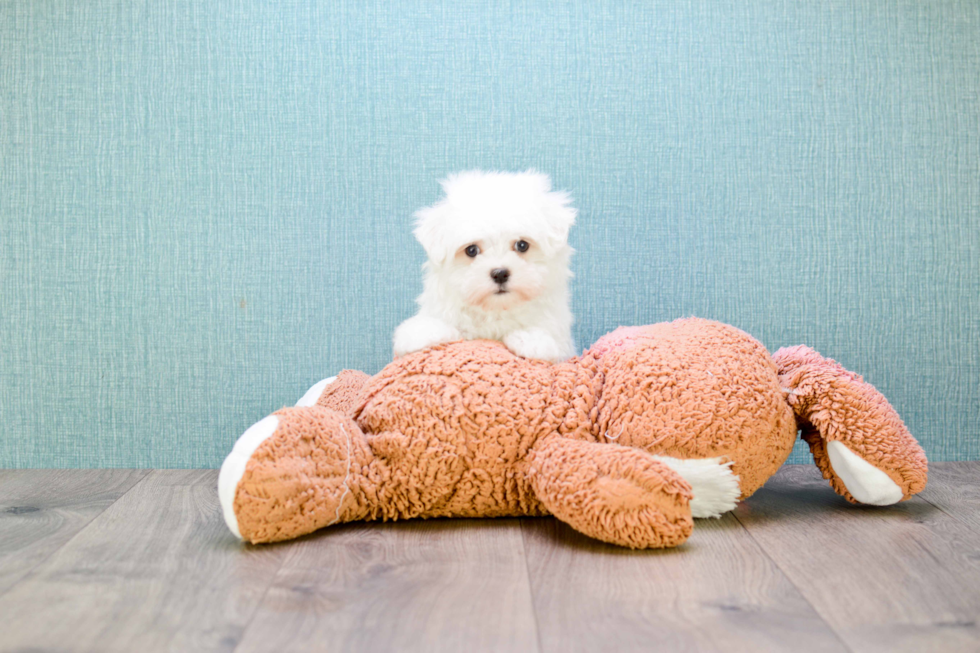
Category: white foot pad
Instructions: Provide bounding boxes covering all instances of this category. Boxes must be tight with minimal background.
[653,456,741,518]
[218,415,280,539]
[827,441,904,506]
[295,376,338,407]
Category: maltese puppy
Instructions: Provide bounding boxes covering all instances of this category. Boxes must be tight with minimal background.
[393,170,576,363]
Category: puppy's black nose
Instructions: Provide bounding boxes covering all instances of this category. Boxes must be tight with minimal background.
[490,268,510,284]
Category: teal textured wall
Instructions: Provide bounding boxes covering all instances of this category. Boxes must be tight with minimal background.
[1,1,978,468]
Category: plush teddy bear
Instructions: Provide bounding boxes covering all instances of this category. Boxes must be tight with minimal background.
[218,318,927,549]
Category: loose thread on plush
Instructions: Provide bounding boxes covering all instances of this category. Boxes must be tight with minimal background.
[606,423,625,441]
[643,431,672,450]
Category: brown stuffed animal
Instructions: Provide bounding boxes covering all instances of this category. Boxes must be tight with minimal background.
[218,318,927,549]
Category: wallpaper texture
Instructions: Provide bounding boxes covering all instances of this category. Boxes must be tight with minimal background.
[1,1,978,467]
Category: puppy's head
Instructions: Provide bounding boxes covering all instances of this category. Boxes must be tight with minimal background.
[414,170,576,311]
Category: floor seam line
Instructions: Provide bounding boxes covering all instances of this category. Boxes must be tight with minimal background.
[915,493,980,534]
[731,505,856,653]
[0,468,153,601]
[230,542,291,652]
[519,518,546,653]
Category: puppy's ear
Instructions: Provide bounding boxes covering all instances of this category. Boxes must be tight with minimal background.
[540,189,577,248]
[438,171,464,194]
[413,199,456,265]
[525,170,576,254]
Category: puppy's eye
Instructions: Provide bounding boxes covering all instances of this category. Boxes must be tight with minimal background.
[464,244,480,258]
[514,240,530,253]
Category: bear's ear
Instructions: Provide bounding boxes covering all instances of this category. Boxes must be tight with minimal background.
[412,199,456,265]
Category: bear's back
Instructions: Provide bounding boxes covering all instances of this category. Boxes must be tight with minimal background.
[353,340,561,517]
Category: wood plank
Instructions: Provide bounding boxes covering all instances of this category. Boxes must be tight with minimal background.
[521,513,845,652]
[0,470,287,652]
[734,465,980,653]
[0,469,149,596]
[235,519,540,653]
[917,462,980,533]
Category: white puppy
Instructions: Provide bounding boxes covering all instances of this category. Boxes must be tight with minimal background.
[393,170,576,363]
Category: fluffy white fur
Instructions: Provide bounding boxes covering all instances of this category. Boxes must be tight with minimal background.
[826,441,903,506]
[652,455,741,518]
[394,170,577,363]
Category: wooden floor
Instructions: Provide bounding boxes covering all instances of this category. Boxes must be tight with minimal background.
[0,464,978,652]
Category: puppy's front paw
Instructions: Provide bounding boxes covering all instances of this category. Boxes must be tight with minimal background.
[393,315,462,358]
[504,328,569,363]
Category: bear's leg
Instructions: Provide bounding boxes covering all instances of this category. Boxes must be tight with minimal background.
[527,437,694,549]
[295,369,370,412]
[774,345,928,505]
[295,377,336,406]
[218,406,380,544]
